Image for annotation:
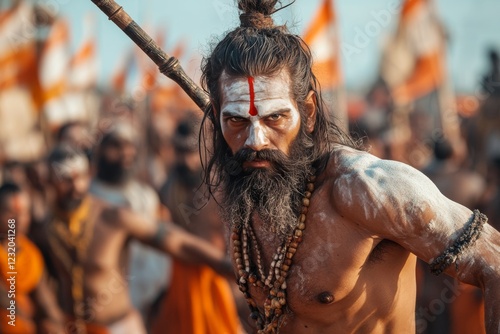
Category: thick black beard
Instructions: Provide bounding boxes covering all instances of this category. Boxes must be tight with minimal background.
[96,156,134,185]
[221,134,314,237]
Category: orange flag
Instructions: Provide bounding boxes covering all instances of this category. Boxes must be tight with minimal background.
[149,38,196,114]
[0,1,47,161]
[303,0,347,130]
[135,26,167,92]
[69,14,98,90]
[303,0,342,90]
[0,1,38,92]
[110,47,134,93]
[39,18,72,127]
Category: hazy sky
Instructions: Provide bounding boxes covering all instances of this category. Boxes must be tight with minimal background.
[35,0,500,93]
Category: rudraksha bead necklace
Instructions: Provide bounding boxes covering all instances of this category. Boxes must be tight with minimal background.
[232,170,316,333]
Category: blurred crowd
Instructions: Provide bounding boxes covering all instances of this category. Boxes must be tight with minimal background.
[0,48,498,333]
[0,98,250,333]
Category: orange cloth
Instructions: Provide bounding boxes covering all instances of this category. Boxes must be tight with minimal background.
[303,0,342,89]
[64,316,110,334]
[86,322,110,334]
[0,235,44,333]
[450,283,486,334]
[151,261,241,334]
[401,0,426,19]
[393,50,444,104]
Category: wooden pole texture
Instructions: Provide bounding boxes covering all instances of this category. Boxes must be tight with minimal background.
[90,0,210,111]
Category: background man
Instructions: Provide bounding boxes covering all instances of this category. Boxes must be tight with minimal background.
[0,182,64,334]
[152,115,243,333]
[41,144,231,334]
[89,123,171,320]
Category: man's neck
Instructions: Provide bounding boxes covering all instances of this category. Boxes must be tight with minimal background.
[96,174,131,187]
[55,197,87,220]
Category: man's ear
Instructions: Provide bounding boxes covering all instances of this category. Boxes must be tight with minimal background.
[304,90,317,133]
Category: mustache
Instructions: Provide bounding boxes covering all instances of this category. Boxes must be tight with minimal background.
[234,148,288,163]
[225,148,290,175]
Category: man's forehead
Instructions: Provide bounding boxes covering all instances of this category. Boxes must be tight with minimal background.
[220,70,292,102]
[51,155,89,179]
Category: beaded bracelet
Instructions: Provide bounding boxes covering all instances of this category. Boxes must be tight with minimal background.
[430,210,488,276]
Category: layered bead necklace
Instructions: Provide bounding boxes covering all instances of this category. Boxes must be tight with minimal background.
[232,170,316,333]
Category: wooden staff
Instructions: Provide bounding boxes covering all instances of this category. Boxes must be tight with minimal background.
[90,0,210,111]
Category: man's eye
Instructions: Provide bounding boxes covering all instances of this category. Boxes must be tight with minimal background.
[228,116,246,123]
[268,114,282,121]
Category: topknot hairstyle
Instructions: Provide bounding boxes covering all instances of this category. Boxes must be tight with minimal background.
[237,0,279,15]
[238,0,279,28]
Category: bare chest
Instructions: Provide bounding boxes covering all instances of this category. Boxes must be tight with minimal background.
[84,218,129,273]
[48,215,128,278]
[229,193,380,329]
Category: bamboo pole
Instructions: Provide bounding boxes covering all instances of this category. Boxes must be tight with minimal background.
[90,0,210,111]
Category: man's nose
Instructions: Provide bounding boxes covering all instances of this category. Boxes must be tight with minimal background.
[244,123,270,151]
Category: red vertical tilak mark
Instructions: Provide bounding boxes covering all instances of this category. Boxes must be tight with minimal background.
[247,76,258,116]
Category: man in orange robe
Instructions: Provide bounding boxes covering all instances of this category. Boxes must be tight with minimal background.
[0,182,64,334]
[152,116,243,334]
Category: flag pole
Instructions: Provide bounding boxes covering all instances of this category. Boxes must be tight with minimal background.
[90,0,210,111]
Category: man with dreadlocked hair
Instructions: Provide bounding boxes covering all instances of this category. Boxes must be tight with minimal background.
[199,0,500,333]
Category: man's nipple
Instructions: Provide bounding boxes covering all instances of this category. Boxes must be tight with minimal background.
[317,291,335,304]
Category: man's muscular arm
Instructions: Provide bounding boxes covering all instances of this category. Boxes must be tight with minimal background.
[147,222,233,277]
[106,207,233,277]
[333,148,500,333]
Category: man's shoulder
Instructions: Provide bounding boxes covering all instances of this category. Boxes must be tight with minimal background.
[328,145,376,174]
[325,145,431,222]
[88,195,120,227]
[127,179,157,195]
[88,195,125,225]
[327,145,418,180]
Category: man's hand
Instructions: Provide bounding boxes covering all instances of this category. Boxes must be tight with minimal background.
[147,222,231,277]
